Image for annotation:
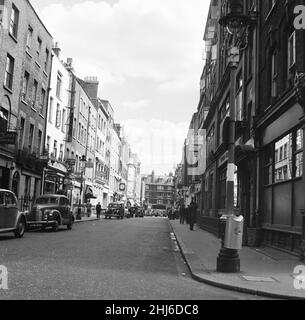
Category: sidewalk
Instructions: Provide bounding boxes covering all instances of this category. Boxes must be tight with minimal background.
[169,220,305,300]
[74,215,101,224]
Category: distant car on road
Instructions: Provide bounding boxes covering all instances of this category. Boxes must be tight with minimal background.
[27,195,74,232]
[0,190,27,238]
[105,202,124,220]
[135,207,144,218]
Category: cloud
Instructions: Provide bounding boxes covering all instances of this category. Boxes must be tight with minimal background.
[31,0,209,172]
[36,0,207,93]
[123,119,189,175]
[121,99,149,111]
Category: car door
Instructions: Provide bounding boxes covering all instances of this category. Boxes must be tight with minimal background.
[3,192,18,229]
[0,192,6,229]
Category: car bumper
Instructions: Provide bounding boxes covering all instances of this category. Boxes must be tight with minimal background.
[27,221,57,228]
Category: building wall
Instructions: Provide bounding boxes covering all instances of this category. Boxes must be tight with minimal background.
[256,0,305,253]
[0,0,53,199]
[44,50,70,194]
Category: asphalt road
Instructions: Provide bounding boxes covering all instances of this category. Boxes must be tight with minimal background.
[0,217,269,300]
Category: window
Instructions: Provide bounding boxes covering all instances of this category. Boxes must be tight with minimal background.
[37,37,42,58]
[78,123,81,140]
[271,50,278,98]
[59,144,63,161]
[28,124,34,152]
[32,80,38,108]
[56,72,62,98]
[45,49,49,72]
[21,71,29,101]
[4,54,14,90]
[53,140,57,158]
[46,136,50,153]
[267,129,303,184]
[288,32,296,69]
[48,97,53,123]
[55,104,61,128]
[37,130,42,155]
[19,117,25,149]
[236,72,243,121]
[274,134,292,183]
[0,108,8,132]
[295,129,303,178]
[207,125,215,157]
[62,109,66,133]
[39,88,46,115]
[9,4,19,38]
[73,118,76,137]
[26,26,33,51]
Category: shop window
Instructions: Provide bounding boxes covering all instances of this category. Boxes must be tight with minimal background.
[274,133,292,183]
[266,128,303,185]
[295,129,303,178]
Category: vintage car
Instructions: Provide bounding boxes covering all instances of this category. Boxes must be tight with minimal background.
[135,207,144,218]
[27,195,74,231]
[0,190,27,238]
[105,202,124,220]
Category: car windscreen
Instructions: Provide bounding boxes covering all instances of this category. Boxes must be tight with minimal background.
[35,197,59,205]
[109,204,119,209]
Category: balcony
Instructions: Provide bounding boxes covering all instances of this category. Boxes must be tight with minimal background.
[16,147,46,172]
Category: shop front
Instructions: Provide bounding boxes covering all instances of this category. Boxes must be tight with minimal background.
[259,102,304,254]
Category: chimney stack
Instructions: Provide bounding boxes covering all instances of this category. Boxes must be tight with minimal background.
[53,42,61,58]
[83,76,100,100]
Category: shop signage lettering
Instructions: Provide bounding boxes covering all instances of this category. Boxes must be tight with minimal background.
[294,6,305,29]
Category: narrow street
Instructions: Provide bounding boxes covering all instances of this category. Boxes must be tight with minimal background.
[0,218,267,300]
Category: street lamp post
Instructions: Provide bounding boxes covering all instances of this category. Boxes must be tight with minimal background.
[216,0,252,273]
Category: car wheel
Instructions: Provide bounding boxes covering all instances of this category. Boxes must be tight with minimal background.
[52,221,59,232]
[14,219,26,238]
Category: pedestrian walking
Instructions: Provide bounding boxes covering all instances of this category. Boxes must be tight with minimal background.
[96,202,102,219]
[180,204,186,224]
[189,198,198,231]
[86,201,92,218]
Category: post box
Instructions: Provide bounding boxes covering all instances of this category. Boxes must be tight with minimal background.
[224,215,244,250]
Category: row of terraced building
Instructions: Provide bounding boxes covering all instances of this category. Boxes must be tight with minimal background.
[176,0,305,259]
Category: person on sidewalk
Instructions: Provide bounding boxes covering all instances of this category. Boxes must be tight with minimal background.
[189,198,198,231]
[96,202,102,219]
[180,204,186,224]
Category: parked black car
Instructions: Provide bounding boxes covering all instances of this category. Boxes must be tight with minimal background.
[27,195,74,231]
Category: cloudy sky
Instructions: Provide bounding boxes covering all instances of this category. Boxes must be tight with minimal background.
[31,0,209,174]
